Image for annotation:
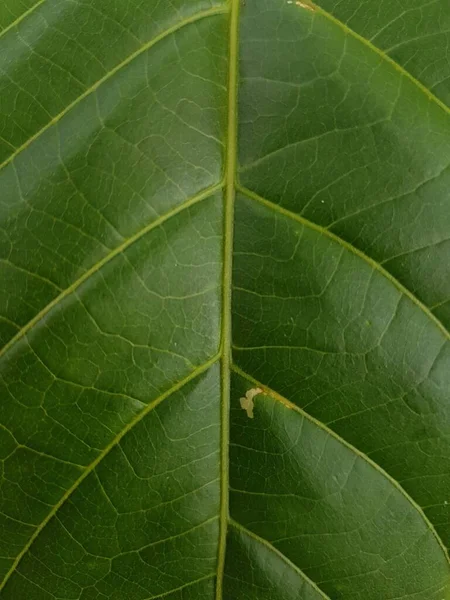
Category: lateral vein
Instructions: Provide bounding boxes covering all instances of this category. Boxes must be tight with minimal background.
[0,184,221,359]
[231,363,450,566]
[0,355,220,590]
[237,184,450,340]
[0,6,227,174]
[313,1,450,115]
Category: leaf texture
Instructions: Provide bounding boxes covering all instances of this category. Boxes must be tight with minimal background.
[0,0,449,598]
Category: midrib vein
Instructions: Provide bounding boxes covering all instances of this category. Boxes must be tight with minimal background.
[0,5,227,174]
[231,363,450,566]
[237,184,450,340]
[0,184,220,360]
[0,354,220,590]
[313,1,450,116]
[216,0,240,596]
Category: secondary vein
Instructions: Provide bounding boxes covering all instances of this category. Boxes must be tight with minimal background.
[313,1,450,116]
[0,184,220,359]
[237,184,450,340]
[229,519,332,600]
[0,5,227,174]
[0,0,47,42]
[0,355,220,591]
[231,363,450,566]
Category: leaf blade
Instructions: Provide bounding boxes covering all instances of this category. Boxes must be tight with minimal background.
[1,0,449,597]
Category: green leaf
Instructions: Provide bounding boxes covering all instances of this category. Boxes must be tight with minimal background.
[1,0,449,598]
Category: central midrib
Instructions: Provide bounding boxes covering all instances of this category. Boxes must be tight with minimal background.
[215,0,241,595]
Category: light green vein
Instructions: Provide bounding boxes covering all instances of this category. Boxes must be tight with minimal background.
[118,516,219,556]
[216,0,240,596]
[0,316,20,330]
[0,353,220,591]
[0,258,62,291]
[313,1,450,115]
[229,518,331,599]
[231,363,450,567]
[0,134,15,151]
[0,183,221,359]
[237,184,450,340]
[0,5,227,174]
[0,0,47,41]
[143,574,216,600]
[15,445,85,469]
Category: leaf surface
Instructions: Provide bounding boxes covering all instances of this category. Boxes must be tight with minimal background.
[1,0,450,598]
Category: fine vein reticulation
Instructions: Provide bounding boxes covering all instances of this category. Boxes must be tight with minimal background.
[1,0,449,598]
